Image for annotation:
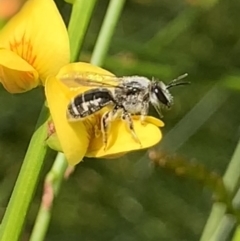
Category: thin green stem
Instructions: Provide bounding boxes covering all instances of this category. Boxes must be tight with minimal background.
[91,0,126,66]
[200,139,240,241]
[29,153,68,241]
[209,214,236,241]
[0,105,49,241]
[68,0,98,62]
[232,226,240,241]
[233,188,240,210]
[223,139,240,193]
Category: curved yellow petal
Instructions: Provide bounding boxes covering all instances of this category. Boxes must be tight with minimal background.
[86,116,164,158]
[0,49,38,93]
[45,75,90,166]
[45,62,114,165]
[0,0,69,84]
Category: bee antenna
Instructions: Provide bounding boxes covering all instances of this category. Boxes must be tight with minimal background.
[166,73,190,89]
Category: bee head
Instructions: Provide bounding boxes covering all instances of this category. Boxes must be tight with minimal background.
[150,73,189,117]
[151,81,172,107]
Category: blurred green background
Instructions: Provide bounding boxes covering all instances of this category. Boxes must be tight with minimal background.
[1,0,240,240]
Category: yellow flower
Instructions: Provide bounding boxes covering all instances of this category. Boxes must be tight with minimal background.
[0,0,25,19]
[45,62,164,165]
[0,0,70,93]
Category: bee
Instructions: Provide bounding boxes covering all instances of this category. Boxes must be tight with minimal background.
[60,72,189,148]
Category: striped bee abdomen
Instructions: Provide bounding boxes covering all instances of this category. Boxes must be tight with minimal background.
[67,88,115,119]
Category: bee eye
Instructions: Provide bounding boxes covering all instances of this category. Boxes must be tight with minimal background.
[153,86,169,106]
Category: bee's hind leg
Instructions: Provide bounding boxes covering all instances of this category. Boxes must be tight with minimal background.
[101,111,111,150]
[121,110,142,147]
[101,107,119,150]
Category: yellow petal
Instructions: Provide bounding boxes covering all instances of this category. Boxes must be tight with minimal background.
[45,62,114,165]
[0,49,38,93]
[45,75,89,166]
[0,0,70,84]
[86,116,164,158]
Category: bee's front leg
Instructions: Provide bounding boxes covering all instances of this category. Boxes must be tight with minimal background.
[140,101,149,125]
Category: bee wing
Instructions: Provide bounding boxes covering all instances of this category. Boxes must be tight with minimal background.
[59,72,124,88]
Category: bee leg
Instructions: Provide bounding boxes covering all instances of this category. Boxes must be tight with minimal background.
[140,101,149,125]
[101,107,119,150]
[140,114,146,125]
[122,110,142,147]
[101,111,111,150]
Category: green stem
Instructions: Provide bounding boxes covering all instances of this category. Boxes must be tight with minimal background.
[223,139,240,193]
[29,153,68,241]
[200,139,240,241]
[91,0,126,66]
[68,0,98,62]
[232,226,240,241]
[0,105,49,241]
[199,203,227,241]
[209,214,236,241]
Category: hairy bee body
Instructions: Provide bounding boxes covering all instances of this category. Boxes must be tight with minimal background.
[61,73,188,149]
